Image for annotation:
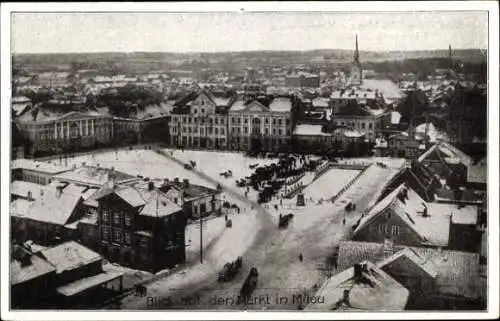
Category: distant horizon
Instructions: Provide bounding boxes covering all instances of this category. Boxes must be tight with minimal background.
[12,47,488,56]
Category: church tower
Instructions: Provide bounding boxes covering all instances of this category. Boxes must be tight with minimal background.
[349,34,363,86]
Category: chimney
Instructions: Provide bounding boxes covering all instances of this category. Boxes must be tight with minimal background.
[183,179,190,188]
[27,191,33,201]
[56,186,63,197]
[148,181,155,191]
[97,163,100,168]
[163,178,169,186]
[343,289,350,306]
[174,177,180,185]
[73,164,77,169]
[40,189,44,196]
[353,263,363,283]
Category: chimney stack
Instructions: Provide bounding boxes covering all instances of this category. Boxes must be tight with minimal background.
[56,186,63,197]
[343,289,350,306]
[183,179,190,188]
[353,263,363,283]
[27,191,33,201]
[148,181,155,191]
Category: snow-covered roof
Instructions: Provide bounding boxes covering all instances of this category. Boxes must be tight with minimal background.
[11,245,56,285]
[293,124,330,136]
[41,241,101,274]
[362,79,404,99]
[269,97,292,112]
[305,260,409,311]
[11,180,43,199]
[12,184,85,226]
[11,159,71,174]
[353,183,451,247]
[336,241,484,299]
[391,111,402,125]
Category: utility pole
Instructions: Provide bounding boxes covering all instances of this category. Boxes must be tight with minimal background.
[199,213,203,264]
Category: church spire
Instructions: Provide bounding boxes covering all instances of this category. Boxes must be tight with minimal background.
[354,34,360,63]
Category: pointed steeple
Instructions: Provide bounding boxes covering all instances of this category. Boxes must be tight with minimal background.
[354,34,360,63]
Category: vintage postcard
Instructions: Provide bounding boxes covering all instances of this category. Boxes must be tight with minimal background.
[1,1,498,320]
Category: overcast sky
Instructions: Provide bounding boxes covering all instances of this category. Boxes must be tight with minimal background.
[11,12,488,53]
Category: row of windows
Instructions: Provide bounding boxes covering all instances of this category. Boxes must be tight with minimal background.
[173,115,291,126]
[102,227,150,247]
[335,121,373,130]
[178,116,225,125]
[378,224,401,236]
[173,126,226,135]
[230,117,290,126]
[102,210,133,227]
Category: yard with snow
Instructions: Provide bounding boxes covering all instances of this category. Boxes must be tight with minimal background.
[303,168,360,201]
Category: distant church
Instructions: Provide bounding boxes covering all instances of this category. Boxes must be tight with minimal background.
[349,35,363,86]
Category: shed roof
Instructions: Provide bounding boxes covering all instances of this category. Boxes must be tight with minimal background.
[41,241,101,274]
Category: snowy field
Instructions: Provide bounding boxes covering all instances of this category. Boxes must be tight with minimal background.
[303,168,360,201]
[163,148,280,187]
[47,149,217,188]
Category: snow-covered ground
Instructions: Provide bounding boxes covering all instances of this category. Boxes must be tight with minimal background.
[303,168,360,201]
[162,148,280,188]
[51,149,217,188]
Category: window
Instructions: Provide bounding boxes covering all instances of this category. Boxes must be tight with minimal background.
[265,128,269,135]
[200,128,204,135]
[140,237,149,247]
[182,117,187,124]
[102,209,110,223]
[193,109,198,114]
[125,232,132,245]
[361,123,365,129]
[201,108,205,114]
[215,118,219,125]
[244,118,248,124]
[278,119,282,125]
[378,224,387,234]
[113,212,121,226]
[113,231,122,243]
[273,119,277,125]
[189,117,192,124]
[244,127,248,134]
[273,129,276,135]
[220,128,225,135]
[391,225,400,236]
[102,226,110,241]
[286,118,290,125]
[232,117,236,124]
[238,118,241,124]
[183,127,186,133]
[279,129,282,136]
[265,118,269,124]
[201,99,205,105]
[208,128,212,134]
[188,127,192,133]
[215,128,219,135]
[221,118,225,125]
[124,214,132,227]
[232,128,236,134]
[369,123,373,129]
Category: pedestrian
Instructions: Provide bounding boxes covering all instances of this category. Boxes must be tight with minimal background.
[342,218,346,225]
[299,253,303,262]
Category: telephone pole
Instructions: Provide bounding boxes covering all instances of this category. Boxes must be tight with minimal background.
[199,214,203,264]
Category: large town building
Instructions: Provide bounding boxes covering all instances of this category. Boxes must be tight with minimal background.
[169,90,294,152]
